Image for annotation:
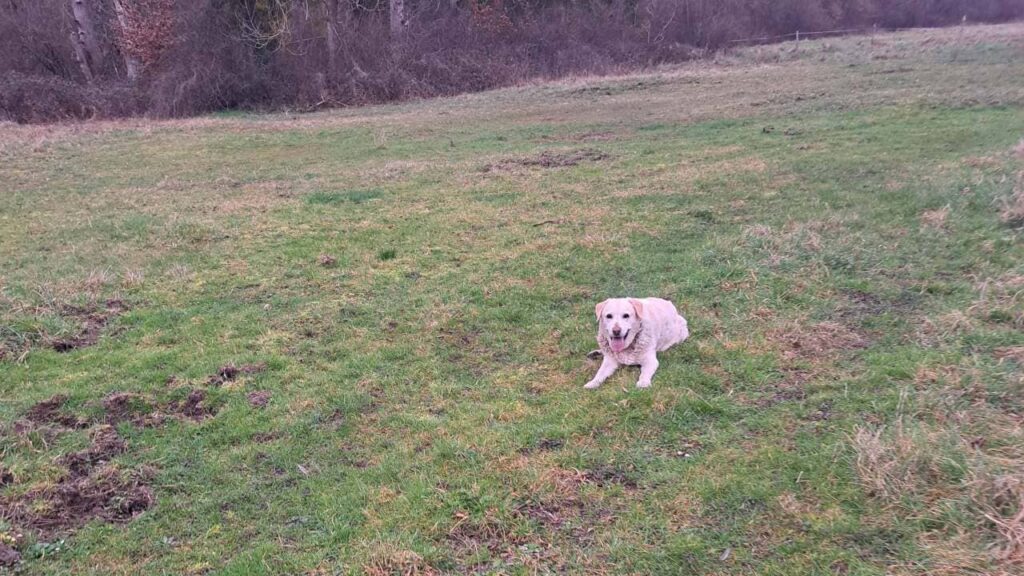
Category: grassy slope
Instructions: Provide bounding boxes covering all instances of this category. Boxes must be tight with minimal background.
[2,23,1024,576]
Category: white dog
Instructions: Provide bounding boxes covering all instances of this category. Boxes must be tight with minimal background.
[585,297,689,389]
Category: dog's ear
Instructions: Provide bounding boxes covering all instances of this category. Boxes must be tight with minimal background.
[594,300,608,321]
[628,298,644,319]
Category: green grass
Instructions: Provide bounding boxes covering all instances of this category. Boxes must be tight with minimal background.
[2,23,1024,576]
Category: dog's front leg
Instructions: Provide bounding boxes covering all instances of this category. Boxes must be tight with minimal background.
[636,353,659,388]
[585,355,620,389]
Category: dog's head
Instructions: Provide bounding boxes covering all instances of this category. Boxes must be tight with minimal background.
[595,298,644,353]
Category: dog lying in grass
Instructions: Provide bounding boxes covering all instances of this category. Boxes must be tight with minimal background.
[585,298,689,389]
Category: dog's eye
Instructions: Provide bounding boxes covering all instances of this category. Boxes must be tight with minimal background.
[605,314,613,319]
[623,313,630,319]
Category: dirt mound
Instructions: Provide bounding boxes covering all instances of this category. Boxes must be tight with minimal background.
[5,467,154,537]
[50,299,128,352]
[208,362,267,385]
[2,425,153,539]
[521,438,565,454]
[0,544,20,568]
[247,390,271,408]
[25,394,89,429]
[584,464,639,488]
[170,389,216,421]
[60,425,127,477]
[100,387,224,426]
[102,392,156,426]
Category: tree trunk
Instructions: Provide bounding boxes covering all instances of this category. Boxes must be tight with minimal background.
[325,0,339,76]
[111,0,141,81]
[389,0,405,38]
[69,0,99,82]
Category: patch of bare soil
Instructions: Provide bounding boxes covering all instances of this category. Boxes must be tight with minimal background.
[485,148,608,171]
[754,368,815,408]
[584,464,639,489]
[447,512,529,561]
[102,392,156,426]
[807,401,833,422]
[100,388,221,426]
[772,321,869,362]
[50,299,128,352]
[1,425,153,539]
[514,498,615,549]
[0,544,20,568]
[25,395,89,429]
[4,468,154,538]
[520,438,565,454]
[60,425,127,477]
[445,467,616,570]
[537,438,564,451]
[171,389,216,421]
[251,431,280,443]
[207,362,268,386]
[833,288,918,322]
[437,324,509,378]
[247,390,272,408]
[447,511,569,572]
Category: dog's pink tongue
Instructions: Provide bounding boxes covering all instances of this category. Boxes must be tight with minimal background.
[609,339,626,352]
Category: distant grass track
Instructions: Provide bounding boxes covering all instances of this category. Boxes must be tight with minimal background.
[1,22,1023,575]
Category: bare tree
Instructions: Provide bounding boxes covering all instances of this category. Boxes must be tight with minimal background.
[111,0,140,80]
[68,0,100,82]
[390,0,406,37]
[326,0,340,75]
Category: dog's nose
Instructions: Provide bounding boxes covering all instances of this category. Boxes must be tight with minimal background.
[611,326,621,336]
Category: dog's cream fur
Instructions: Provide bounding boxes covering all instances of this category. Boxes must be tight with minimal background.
[585,297,689,389]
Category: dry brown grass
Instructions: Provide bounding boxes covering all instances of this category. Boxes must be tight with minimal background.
[920,206,951,230]
[999,171,1024,228]
[994,346,1024,365]
[974,474,1024,565]
[913,531,994,576]
[851,421,953,505]
[853,361,1024,571]
[970,274,1024,329]
[360,543,438,576]
[853,421,1024,568]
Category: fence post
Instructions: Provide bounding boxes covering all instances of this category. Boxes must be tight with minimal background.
[795,30,800,43]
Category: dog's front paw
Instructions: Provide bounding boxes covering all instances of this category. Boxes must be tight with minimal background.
[584,380,602,389]
[635,380,652,389]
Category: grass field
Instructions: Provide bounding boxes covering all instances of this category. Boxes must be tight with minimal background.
[2,22,1024,576]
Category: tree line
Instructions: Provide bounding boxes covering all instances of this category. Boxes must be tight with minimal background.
[1,0,1021,122]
